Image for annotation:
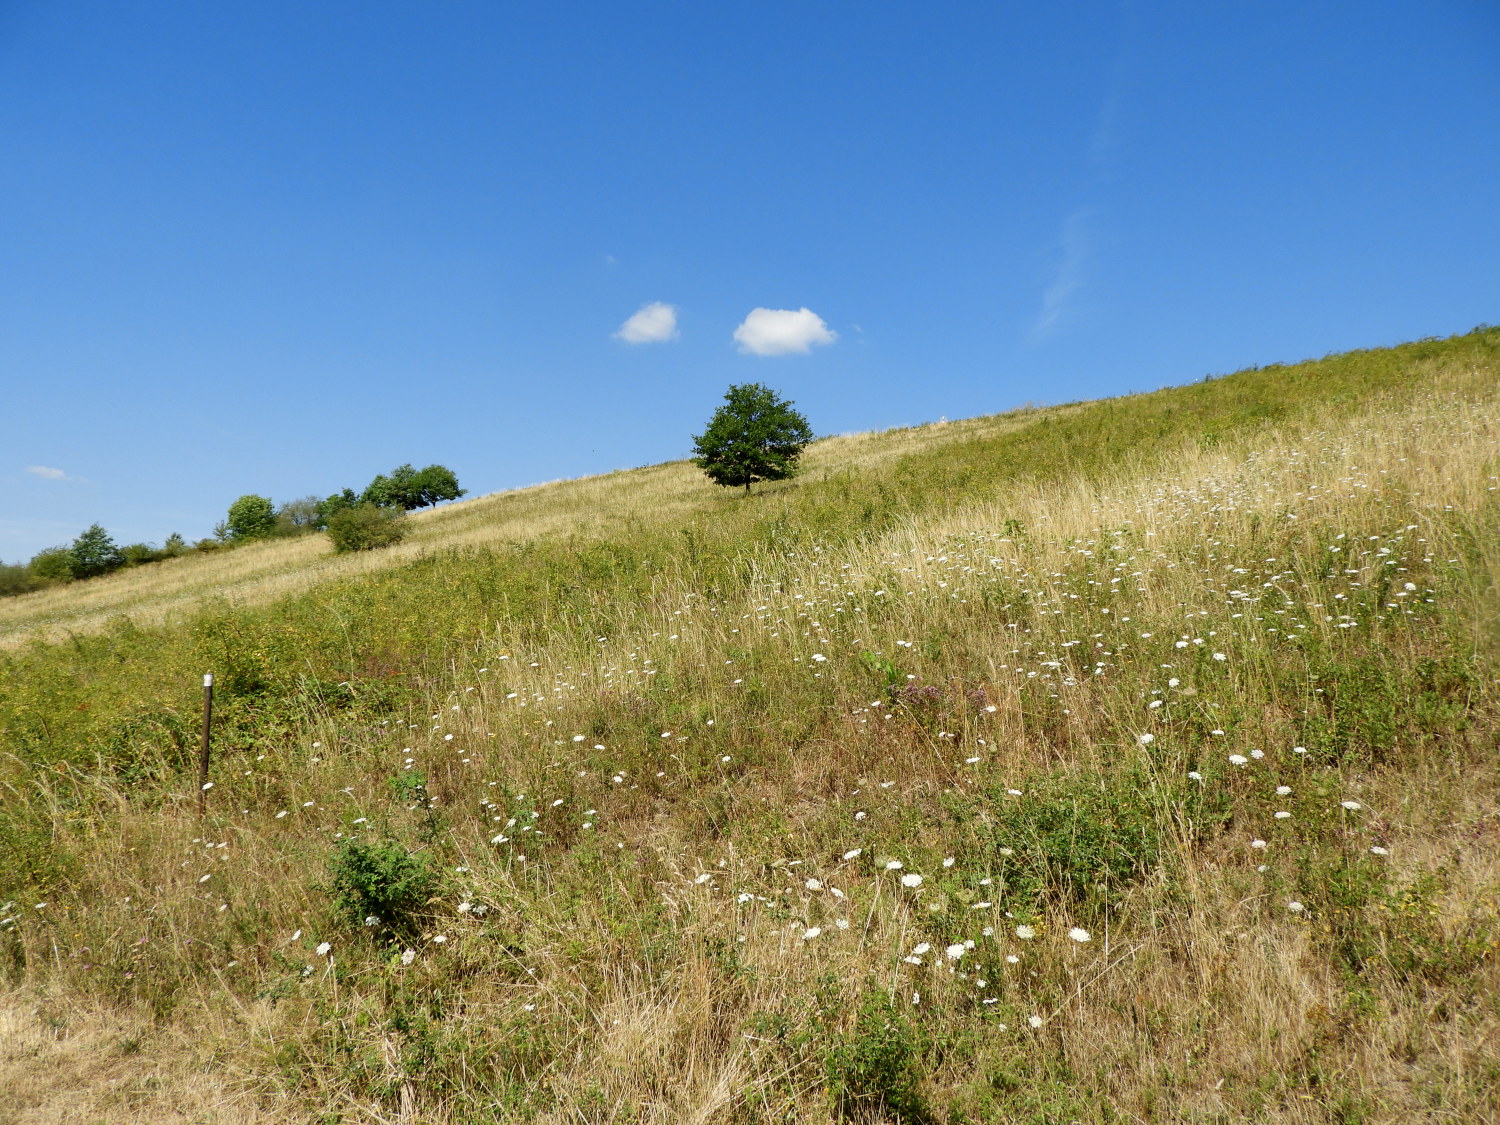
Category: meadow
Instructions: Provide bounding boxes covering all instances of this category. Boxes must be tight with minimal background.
[1,328,1497,1124]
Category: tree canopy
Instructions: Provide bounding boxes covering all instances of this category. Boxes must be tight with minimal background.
[226,494,277,540]
[362,464,466,510]
[69,524,124,578]
[691,383,814,494]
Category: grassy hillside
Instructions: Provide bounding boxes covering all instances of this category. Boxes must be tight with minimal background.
[2,328,1498,1124]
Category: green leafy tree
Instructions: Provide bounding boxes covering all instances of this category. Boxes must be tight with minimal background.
[362,464,463,510]
[691,383,814,494]
[226,494,276,540]
[163,533,188,557]
[327,503,407,553]
[69,524,125,579]
[361,466,417,509]
[411,464,466,508]
[317,488,359,528]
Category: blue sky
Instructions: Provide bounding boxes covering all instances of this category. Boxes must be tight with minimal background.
[3,1,1497,560]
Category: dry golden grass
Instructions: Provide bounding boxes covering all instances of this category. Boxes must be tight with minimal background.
[0,992,284,1125]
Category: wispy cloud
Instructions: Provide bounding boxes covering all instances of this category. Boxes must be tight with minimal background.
[24,465,76,482]
[1030,209,1091,341]
[733,307,837,356]
[614,301,679,344]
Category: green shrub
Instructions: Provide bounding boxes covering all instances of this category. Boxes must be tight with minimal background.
[0,562,41,597]
[327,839,438,941]
[327,503,407,553]
[28,546,75,582]
[980,769,1208,912]
[825,988,932,1124]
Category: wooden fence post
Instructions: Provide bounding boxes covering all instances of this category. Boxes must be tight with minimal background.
[198,673,214,816]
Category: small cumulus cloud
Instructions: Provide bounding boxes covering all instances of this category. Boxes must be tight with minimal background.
[24,465,71,481]
[614,301,679,344]
[732,307,837,356]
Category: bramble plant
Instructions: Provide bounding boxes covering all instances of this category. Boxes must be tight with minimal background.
[692,382,814,494]
[327,838,438,941]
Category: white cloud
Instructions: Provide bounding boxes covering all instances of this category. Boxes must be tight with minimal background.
[24,465,69,481]
[1031,209,1091,341]
[733,307,837,356]
[614,301,679,344]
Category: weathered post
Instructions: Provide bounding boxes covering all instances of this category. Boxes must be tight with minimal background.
[198,673,214,816]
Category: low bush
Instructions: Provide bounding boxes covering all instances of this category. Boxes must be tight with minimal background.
[825,988,932,1124]
[326,839,438,941]
[327,503,407,553]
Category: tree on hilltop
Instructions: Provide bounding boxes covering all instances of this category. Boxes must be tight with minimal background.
[226,494,277,540]
[411,464,466,508]
[69,524,125,578]
[691,383,813,494]
[363,464,465,510]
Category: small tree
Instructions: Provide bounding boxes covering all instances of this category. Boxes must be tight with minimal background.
[327,503,407,553]
[691,383,814,494]
[317,488,359,528]
[226,494,276,540]
[69,524,125,578]
[363,464,417,509]
[411,464,466,508]
[271,495,324,537]
[362,464,463,510]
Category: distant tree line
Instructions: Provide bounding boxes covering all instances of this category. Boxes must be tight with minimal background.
[1,462,464,596]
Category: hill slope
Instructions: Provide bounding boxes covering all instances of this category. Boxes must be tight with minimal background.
[2,328,1498,1125]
